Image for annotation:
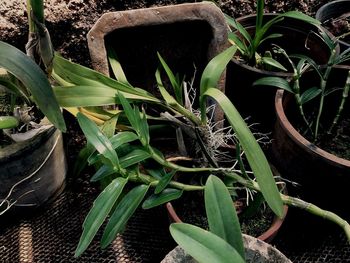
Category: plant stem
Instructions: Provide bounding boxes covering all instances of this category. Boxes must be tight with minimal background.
[328,70,350,134]
[26,0,44,33]
[281,194,350,242]
[314,48,337,140]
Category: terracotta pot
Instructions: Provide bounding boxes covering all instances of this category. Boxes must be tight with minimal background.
[87,2,229,122]
[0,126,67,215]
[272,84,350,216]
[316,0,350,53]
[166,169,288,243]
[225,14,337,132]
[161,234,292,263]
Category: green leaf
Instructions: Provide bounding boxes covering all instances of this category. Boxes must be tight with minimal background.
[72,143,95,178]
[0,116,19,129]
[142,188,183,209]
[300,87,322,104]
[260,33,283,44]
[106,45,130,85]
[205,176,245,259]
[77,112,119,168]
[101,184,149,248]
[74,177,127,257]
[101,115,118,138]
[110,131,138,149]
[203,88,284,218]
[260,57,287,71]
[157,52,183,105]
[256,0,264,32]
[253,76,294,93]
[119,148,151,169]
[90,165,116,182]
[155,170,177,194]
[0,41,66,131]
[199,46,237,122]
[281,11,321,26]
[225,14,252,44]
[53,85,153,107]
[170,223,245,263]
[155,68,180,107]
[228,32,247,53]
[53,54,158,102]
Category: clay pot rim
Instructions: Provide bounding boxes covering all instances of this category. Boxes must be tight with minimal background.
[231,13,338,76]
[165,184,289,243]
[275,89,350,168]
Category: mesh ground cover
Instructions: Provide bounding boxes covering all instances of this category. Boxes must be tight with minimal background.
[1,183,350,262]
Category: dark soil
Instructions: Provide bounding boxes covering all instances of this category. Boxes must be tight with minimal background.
[1,0,332,68]
[318,116,350,160]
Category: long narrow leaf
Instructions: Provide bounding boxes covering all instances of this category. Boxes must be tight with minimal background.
[199,46,237,122]
[170,223,245,263]
[253,77,294,93]
[119,148,151,169]
[106,45,130,85]
[203,88,283,218]
[101,185,149,248]
[142,188,183,209]
[74,177,127,257]
[110,131,138,149]
[77,112,119,168]
[155,170,177,194]
[157,53,183,104]
[205,176,245,259]
[0,41,65,131]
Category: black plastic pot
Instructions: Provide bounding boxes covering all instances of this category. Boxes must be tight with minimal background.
[316,0,350,52]
[225,14,336,132]
[0,127,67,215]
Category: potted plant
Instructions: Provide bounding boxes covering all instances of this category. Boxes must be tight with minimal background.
[316,0,350,52]
[224,0,333,131]
[162,175,292,263]
[253,30,350,215]
[0,41,66,215]
[0,0,67,215]
[51,46,350,257]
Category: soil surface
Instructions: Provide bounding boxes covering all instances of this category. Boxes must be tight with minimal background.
[1,0,331,67]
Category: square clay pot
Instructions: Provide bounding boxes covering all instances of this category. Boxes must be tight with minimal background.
[87,2,228,114]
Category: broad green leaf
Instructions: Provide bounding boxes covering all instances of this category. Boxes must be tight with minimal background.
[0,41,66,131]
[74,177,127,257]
[155,170,176,194]
[205,176,245,259]
[110,131,138,149]
[300,87,322,104]
[261,57,287,71]
[101,116,118,138]
[228,32,247,53]
[0,116,19,129]
[203,88,283,218]
[53,85,154,107]
[225,14,252,44]
[101,184,149,248]
[253,76,294,93]
[157,53,183,104]
[106,45,130,85]
[77,112,119,168]
[90,165,116,182]
[142,188,183,209]
[53,54,158,102]
[119,148,151,169]
[199,46,237,122]
[280,11,321,26]
[156,68,180,107]
[170,223,245,263]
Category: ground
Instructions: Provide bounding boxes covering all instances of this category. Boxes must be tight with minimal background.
[1,0,331,66]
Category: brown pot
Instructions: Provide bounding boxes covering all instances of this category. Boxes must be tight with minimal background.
[166,167,288,243]
[225,14,337,132]
[272,87,350,216]
[87,2,229,123]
